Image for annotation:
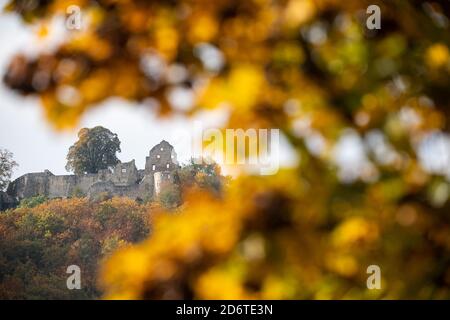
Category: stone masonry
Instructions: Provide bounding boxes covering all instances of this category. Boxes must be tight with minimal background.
[2,140,179,207]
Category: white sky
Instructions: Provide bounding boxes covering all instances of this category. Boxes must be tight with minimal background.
[0,4,297,179]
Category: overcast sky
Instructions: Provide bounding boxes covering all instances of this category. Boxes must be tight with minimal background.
[0,4,296,180]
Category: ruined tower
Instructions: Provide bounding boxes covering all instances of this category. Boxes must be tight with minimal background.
[145,140,178,174]
[145,140,178,195]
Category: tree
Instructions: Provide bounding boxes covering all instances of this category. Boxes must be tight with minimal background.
[66,127,121,174]
[18,195,47,208]
[0,148,18,191]
[177,158,224,194]
[0,197,151,299]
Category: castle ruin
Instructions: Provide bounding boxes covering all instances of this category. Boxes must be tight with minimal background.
[0,140,178,209]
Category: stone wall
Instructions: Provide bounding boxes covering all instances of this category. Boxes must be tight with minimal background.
[47,174,99,198]
[111,160,139,186]
[137,174,155,199]
[5,140,178,206]
[0,191,17,211]
[7,171,54,200]
[87,175,154,201]
[154,171,176,196]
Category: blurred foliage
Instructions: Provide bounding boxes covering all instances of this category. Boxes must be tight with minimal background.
[0,197,151,299]
[2,0,450,299]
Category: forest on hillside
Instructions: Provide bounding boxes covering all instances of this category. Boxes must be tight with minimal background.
[0,157,224,299]
[0,197,151,299]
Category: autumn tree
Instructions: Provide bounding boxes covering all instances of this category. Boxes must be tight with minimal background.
[177,158,224,194]
[66,127,121,174]
[0,197,151,299]
[0,148,18,191]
